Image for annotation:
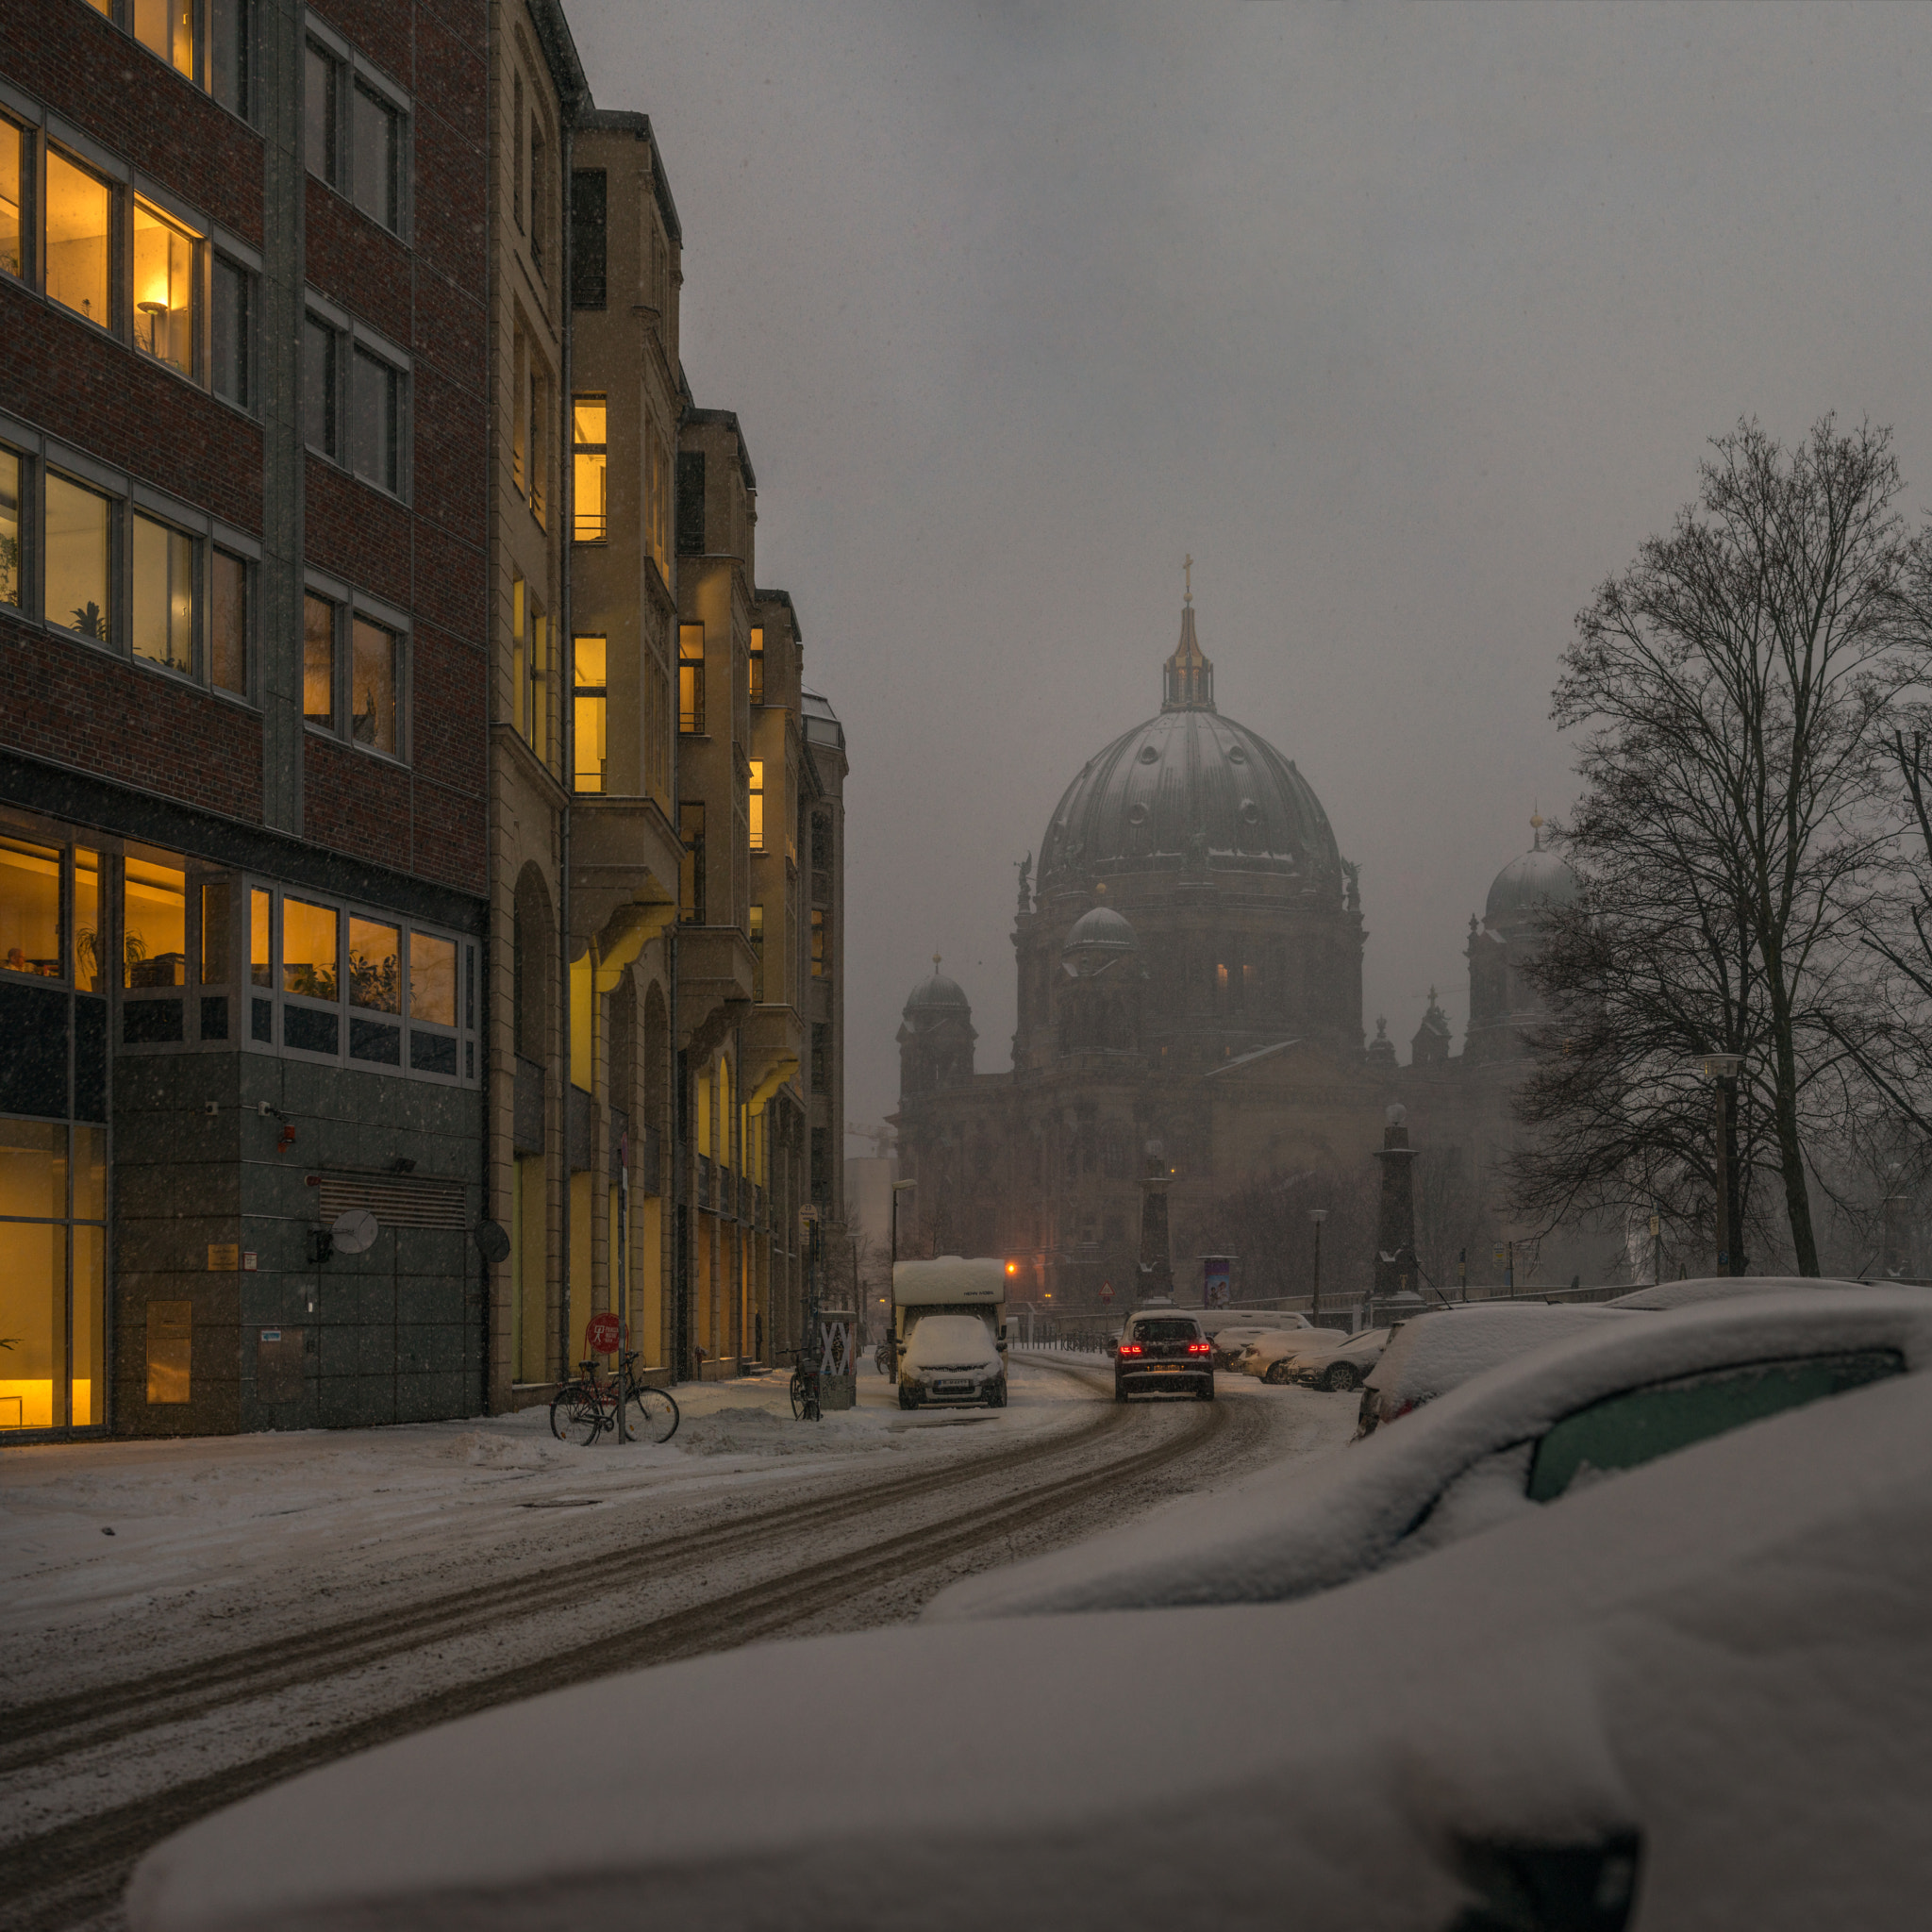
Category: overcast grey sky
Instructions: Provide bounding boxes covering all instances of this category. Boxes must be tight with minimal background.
[572,1,1932,1140]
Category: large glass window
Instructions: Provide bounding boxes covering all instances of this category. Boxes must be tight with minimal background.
[132,0,195,77]
[282,897,339,1001]
[747,759,764,852]
[44,150,110,328]
[304,317,337,456]
[210,0,251,118]
[411,933,456,1026]
[352,84,398,230]
[348,915,400,1010]
[679,625,705,734]
[250,886,271,986]
[131,515,194,675]
[303,592,336,726]
[350,615,397,755]
[305,42,338,185]
[1,1124,66,1432]
[1,837,61,978]
[211,257,250,408]
[350,348,399,491]
[74,850,102,991]
[573,395,607,541]
[211,550,248,694]
[124,857,187,988]
[573,636,606,793]
[0,446,20,608]
[44,475,112,643]
[1,117,24,280]
[133,199,196,376]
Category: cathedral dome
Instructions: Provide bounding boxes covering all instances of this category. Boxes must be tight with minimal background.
[1038,603,1341,887]
[1486,818,1579,925]
[1062,904,1139,975]
[903,958,971,1024]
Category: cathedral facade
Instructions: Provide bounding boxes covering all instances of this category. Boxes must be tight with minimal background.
[891,599,1582,1307]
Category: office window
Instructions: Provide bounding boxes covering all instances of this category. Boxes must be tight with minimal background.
[352,84,398,230]
[645,427,668,575]
[411,932,456,1024]
[1,118,24,280]
[510,572,526,735]
[350,615,397,755]
[44,151,111,328]
[675,451,705,554]
[810,908,824,977]
[305,42,337,185]
[525,600,549,759]
[511,73,525,231]
[0,837,60,978]
[133,201,196,376]
[749,905,764,1002]
[302,592,336,726]
[749,627,764,706]
[572,395,607,541]
[75,849,101,991]
[573,637,607,793]
[211,550,247,694]
[679,625,705,734]
[282,897,338,1000]
[209,0,251,118]
[511,327,527,495]
[350,347,400,491]
[131,514,194,675]
[133,0,195,78]
[250,887,271,987]
[678,803,705,924]
[44,475,111,643]
[348,916,400,1041]
[747,759,764,852]
[571,169,607,308]
[0,447,19,608]
[125,858,187,988]
[304,316,337,456]
[527,359,547,525]
[211,257,250,407]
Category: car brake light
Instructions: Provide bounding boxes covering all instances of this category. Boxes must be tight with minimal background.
[1187,1341,1211,1355]
[1118,1342,1142,1357]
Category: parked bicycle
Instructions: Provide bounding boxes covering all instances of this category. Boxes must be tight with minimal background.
[789,1347,822,1422]
[550,1351,681,1445]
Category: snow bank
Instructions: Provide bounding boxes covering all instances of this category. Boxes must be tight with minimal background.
[126,1368,1932,1930]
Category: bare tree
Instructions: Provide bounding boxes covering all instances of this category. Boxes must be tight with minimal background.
[1523,417,1919,1274]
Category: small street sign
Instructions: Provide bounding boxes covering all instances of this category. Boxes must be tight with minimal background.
[1099,1283,1114,1304]
[586,1311,623,1355]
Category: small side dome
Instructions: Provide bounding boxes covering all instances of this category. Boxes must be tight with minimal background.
[1486,816,1579,926]
[1062,905,1139,977]
[903,954,972,1023]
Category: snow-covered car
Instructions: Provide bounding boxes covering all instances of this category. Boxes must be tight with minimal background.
[928,1288,1932,1624]
[1235,1322,1349,1378]
[1605,1273,1871,1311]
[1276,1325,1390,1391]
[897,1313,1006,1409]
[126,1320,1932,1932]
[1357,1300,1627,1433]
[1204,1315,1307,1370]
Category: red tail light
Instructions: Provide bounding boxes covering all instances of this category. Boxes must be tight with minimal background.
[1188,1341,1211,1355]
[1118,1342,1143,1357]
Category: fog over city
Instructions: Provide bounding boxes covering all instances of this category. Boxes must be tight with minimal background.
[573,0,1932,1130]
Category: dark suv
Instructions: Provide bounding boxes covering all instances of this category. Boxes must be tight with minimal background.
[1113,1310,1216,1403]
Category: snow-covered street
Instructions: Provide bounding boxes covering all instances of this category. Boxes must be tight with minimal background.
[0,1357,1357,1931]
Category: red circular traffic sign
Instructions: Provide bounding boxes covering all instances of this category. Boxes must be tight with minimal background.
[586,1312,623,1354]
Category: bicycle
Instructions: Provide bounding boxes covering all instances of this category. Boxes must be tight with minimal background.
[550,1351,681,1445]
[789,1348,822,1422]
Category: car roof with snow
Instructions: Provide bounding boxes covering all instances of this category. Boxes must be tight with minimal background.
[1365,1300,1629,1410]
[125,1359,1932,1932]
[927,1288,1932,1622]
[1605,1274,1875,1311]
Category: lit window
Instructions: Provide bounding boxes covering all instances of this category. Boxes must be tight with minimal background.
[304,316,337,455]
[351,615,398,755]
[133,200,197,377]
[131,514,194,675]
[211,257,250,407]
[125,858,188,988]
[303,592,336,725]
[352,84,399,231]
[250,887,272,987]
[44,150,111,329]
[1,117,24,280]
[512,327,527,495]
[679,803,705,924]
[0,446,20,608]
[748,759,764,852]
[75,851,102,991]
[510,573,527,736]
[43,475,111,643]
[132,0,195,78]
[573,636,607,792]
[348,915,400,1010]
[411,932,457,1026]
[304,42,337,186]
[0,837,61,978]
[350,347,400,491]
[211,550,248,694]
[749,627,764,706]
[522,597,548,758]
[572,395,608,541]
[679,625,705,734]
[282,897,339,1001]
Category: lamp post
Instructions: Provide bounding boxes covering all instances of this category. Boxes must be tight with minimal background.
[887,1178,916,1376]
[1307,1208,1328,1327]
[1699,1054,1743,1274]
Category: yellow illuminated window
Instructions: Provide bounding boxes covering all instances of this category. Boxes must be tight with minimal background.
[512,327,527,495]
[45,149,110,328]
[348,916,401,1011]
[73,1222,105,1425]
[282,897,339,1001]
[0,1217,63,1428]
[351,616,398,755]
[303,594,336,725]
[749,627,764,706]
[125,857,188,989]
[747,759,764,852]
[250,887,272,987]
[133,199,197,377]
[75,850,102,991]
[0,838,60,978]
[510,573,526,735]
[411,932,457,1026]
[132,515,195,674]
[573,395,607,541]
[679,625,704,734]
[1,118,23,279]
[132,0,195,78]
[44,474,111,643]
[0,446,20,608]
[573,636,607,792]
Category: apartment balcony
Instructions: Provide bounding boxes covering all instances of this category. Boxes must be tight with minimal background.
[570,799,681,962]
[676,924,758,1051]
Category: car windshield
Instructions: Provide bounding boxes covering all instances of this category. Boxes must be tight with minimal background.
[1132,1319,1200,1342]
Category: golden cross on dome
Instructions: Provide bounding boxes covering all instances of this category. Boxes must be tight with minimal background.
[1183,554,1193,605]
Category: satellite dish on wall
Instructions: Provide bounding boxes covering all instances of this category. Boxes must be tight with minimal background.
[331,1208,379,1255]
[474,1219,511,1265]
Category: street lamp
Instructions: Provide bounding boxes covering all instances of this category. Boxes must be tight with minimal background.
[1699,1053,1743,1275]
[887,1179,917,1376]
[1307,1208,1328,1327]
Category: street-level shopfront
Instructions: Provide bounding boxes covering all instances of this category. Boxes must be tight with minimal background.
[0,804,486,1441]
